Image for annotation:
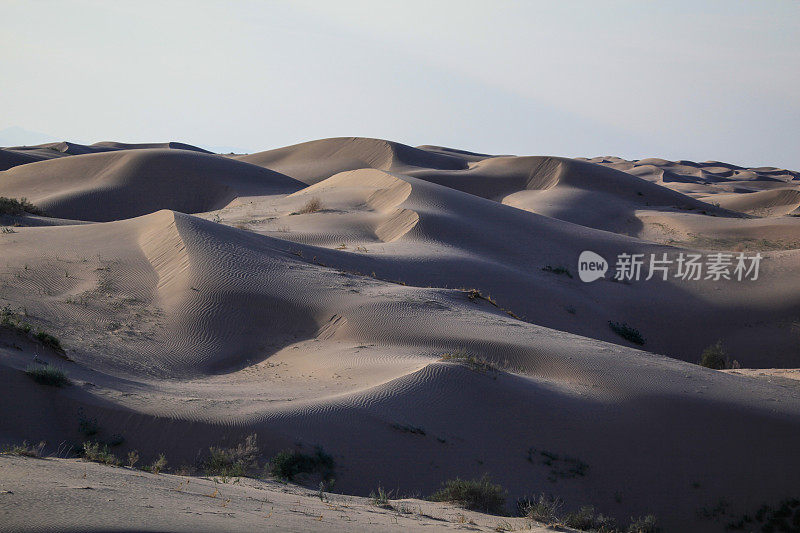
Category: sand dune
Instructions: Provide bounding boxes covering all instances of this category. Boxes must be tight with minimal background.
[0,455,551,532]
[2,137,800,532]
[0,140,212,170]
[237,137,467,184]
[0,149,303,221]
[582,155,800,198]
[698,188,800,216]
[406,155,734,233]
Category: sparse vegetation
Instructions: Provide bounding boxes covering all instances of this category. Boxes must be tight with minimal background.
[464,288,498,306]
[430,475,507,515]
[127,450,140,468]
[440,351,498,373]
[297,198,323,214]
[627,514,660,533]
[0,197,44,216]
[1,306,66,355]
[205,434,259,477]
[518,493,563,524]
[268,447,335,482]
[25,365,70,387]
[144,454,168,474]
[33,331,64,353]
[542,265,573,278]
[563,506,618,531]
[2,440,45,457]
[77,409,99,436]
[608,321,645,345]
[699,340,737,370]
[527,448,589,482]
[518,493,658,532]
[370,486,392,508]
[725,497,800,532]
[81,442,120,465]
[390,423,426,436]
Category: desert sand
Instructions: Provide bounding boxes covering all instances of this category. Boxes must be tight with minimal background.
[2,137,800,532]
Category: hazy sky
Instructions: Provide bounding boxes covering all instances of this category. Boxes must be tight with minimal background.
[2,0,798,168]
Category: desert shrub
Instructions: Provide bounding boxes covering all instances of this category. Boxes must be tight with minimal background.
[298,198,323,214]
[34,331,64,352]
[1,309,64,354]
[627,514,660,533]
[127,450,140,468]
[518,493,564,524]
[726,498,799,532]
[563,505,617,532]
[464,288,498,306]
[699,341,728,370]
[205,433,259,477]
[390,423,426,435]
[430,475,507,515]
[370,486,392,508]
[608,321,645,345]
[77,409,99,436]
[146,454,167,474]
[81,442,120,465]
[542,265,573,278]
[268,447,334,482]
[440,352,498,372]
[0,197,44,216]
[2,440,46,457]
[25,365,69,387]
[0,306,25,330]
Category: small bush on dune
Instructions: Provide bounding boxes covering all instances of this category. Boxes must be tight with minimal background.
[298,198,323,214]
[2,308,64,354]
[542,265,573,278]
[627,514,660,533]
[127,450,140,468]
[519,493,659,532]
[699,340,732,370]
[430,475,507,515]
[81,442,120,465]
[518,493,563,524]
[608,321,645,345]
[34,331,64,353]
[370,486,392,508]
[268,447,335,482]
[145,454,168,474]
[440,351,498,373]
[0,197,44,216]
[25,365,70,387]
[563,505,617,532]
[77,409,99,436]
[205,433,259,477]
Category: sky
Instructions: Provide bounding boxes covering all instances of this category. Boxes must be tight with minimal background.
[1,0,798,168]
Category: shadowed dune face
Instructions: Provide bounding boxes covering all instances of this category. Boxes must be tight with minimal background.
[2,137,800,532]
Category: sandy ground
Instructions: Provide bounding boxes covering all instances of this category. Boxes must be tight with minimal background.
[1,137,799,532]
[0,455,550,532]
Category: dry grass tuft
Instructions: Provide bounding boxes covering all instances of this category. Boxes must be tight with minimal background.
[2,441,46,458]
[298,198,323,214]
